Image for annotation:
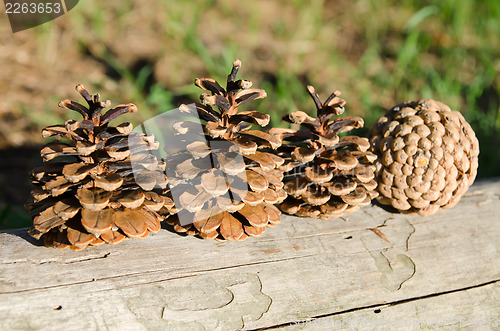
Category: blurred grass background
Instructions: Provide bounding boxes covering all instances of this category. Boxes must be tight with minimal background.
[1,0,499,229]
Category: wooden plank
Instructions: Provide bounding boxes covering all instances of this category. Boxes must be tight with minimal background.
[279,282,500,330]
[0,178,499,330]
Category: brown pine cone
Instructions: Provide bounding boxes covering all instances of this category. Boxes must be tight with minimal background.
[368,99,479,216]
[270,86,378,220]
[26,85,170,250]
[163,60,286,241]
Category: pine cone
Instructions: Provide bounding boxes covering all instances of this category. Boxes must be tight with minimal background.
[26,85,169,250]
[270,86,378,220]
[163,60,286,241]
[368,99,479,216]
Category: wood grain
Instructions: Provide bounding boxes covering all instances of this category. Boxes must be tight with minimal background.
[1,178,499,330]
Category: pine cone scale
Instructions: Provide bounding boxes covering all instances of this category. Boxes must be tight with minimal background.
[26,85,170,249]
[272,85,378,219]
[81,208,114,234]
[368,99,479,216]
[164,60,285,240]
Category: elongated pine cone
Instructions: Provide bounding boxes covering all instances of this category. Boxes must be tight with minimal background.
[164,60,286,241]
[368,99,479,216]
[26,85,168,250]
[270,86,379,220]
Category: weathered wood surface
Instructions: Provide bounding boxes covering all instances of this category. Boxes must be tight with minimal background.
[0,178,499,330]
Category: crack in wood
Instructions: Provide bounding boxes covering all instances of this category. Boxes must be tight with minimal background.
[361,218,416,291]
[64,252,111,263]
[190,254,316,275]
[254,278,500,330]
[0,252,112,265]
[0,254,315,295]
[255,230,369,243]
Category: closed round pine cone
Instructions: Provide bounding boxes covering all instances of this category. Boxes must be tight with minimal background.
[368,99,479,216]
[163,60,286,241]
[26,85,169,250]
[270,86,379,220]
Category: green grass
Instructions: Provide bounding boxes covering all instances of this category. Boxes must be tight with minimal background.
[0,206,32,230]
[60,1,499,131]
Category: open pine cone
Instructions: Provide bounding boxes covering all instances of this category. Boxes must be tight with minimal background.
[270,86,378,220]
[163,60,286,241]
[26,85,169,250]
[368,99,479,216]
